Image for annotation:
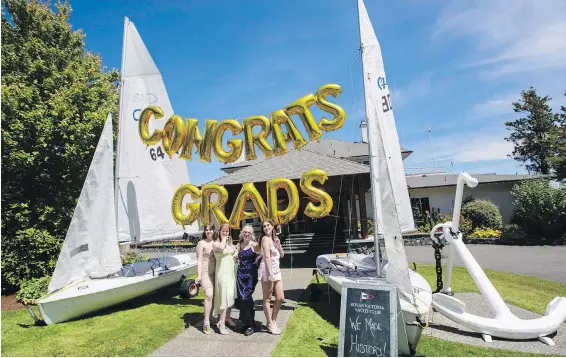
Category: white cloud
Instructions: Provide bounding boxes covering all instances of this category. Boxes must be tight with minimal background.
[433,0,566,76]
[472,94,517,118]
[405,126,514,170]
[456,136,514,162]
[390,74,432,108]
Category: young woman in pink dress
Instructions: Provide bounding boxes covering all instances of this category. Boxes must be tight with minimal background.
[259,219,285,335]
[195,224,216,334]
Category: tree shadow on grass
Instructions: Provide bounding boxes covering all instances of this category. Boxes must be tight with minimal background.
[320,344,338,357]
[301,282,341,328]
[181,312,204,329]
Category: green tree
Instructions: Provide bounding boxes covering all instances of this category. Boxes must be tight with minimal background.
[505,87,561,175]
[1,0,119,290]
[550,90,566,180]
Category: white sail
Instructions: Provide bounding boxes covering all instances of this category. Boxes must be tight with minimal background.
[116,17,199,243]
[49,114,122,293]
[358,0,414,295]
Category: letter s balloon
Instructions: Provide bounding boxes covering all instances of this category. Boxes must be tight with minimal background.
[300,169,333,219]
[316,83,346,132]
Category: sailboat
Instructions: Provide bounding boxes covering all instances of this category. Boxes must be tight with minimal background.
[36,18,199,325]
[315,0,432,354]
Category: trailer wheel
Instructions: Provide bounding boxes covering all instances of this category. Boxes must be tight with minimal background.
[180,279,200,298]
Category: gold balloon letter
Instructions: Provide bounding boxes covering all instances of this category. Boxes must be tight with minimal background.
[171,184,201,226]
[229,183,268,228]
[300,169,333,219]
[162,115,186,157]
[201,184,229,226]
[213,119,244,164]
[316,83,346,132]
[199,120,218,162]
[179,118,202,161]
[139,106,164,145]
[285,93,322,141]
[267,178,300,225]
[243,115,274,161]
[271,109,307,156]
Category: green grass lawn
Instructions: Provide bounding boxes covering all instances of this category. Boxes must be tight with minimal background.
[272,265,566,357]
[1,279,204,357]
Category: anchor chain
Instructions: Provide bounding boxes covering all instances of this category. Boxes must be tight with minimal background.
[431,240,444,293]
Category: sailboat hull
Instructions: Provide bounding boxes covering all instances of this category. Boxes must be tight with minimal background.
[37,254,197,324]
[315,253,432,355]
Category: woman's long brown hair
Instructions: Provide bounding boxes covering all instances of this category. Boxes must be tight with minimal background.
[201,224,216,241]
[216,223,233,245]
[259,219,276,247]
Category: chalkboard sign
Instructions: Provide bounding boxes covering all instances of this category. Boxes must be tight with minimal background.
[338,281,399,357]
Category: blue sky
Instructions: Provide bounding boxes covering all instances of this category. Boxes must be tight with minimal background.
[69,0,566,186]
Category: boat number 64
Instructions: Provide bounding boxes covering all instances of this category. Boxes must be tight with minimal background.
[149,146,165,161]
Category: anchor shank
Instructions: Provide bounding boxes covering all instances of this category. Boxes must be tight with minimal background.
[450,237,512,318]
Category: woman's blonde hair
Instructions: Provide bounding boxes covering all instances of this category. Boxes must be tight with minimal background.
[237,225,255,251]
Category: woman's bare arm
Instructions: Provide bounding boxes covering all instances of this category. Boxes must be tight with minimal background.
[262,236,273,280]
[195,241,203,284]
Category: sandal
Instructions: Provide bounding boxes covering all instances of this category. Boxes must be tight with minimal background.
[203,323,212,335]
[218,323,229,335]
[267,323,280,335]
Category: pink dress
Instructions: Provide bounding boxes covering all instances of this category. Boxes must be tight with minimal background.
[259,240,282,282]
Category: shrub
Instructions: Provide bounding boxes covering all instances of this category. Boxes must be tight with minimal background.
[469,228,502,238]
[16,277,50,305]
[500,223,528,243]
[121,252,149,265]
[510,179,566,238]
[1,228,62,290]
[461,199,503,231]
[412,206,445,233]
[440,214,473,236]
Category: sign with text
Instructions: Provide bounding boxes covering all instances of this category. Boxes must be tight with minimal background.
[338,281,398,357]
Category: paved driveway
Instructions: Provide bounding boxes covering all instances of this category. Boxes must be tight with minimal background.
[405,245,566,283]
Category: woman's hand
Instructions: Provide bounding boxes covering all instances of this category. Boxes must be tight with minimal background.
[195,276,201,285]
[269,273,275,282]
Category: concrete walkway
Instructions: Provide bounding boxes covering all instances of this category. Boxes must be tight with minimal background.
[425,292,566,356]
[149,268,314,357]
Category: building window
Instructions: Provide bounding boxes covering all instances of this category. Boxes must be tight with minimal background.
[411,197,431,215]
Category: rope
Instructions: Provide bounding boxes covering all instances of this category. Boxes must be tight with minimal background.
[347,174,355,257]
[286,224,293,274]
[331,174,345,254]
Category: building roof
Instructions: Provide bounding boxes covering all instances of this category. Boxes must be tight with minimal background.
[208,149,370,185]
[221,138,412,172]
[406,173,535,189]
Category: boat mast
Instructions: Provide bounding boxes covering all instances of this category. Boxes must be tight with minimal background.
[357,0,382,278]
[115,17,129,244]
